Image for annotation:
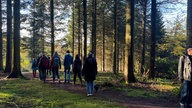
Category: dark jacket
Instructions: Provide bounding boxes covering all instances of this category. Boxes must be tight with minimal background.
[82,55,97,81]
[178,55,192,81]
[38,55,48,69]
[73,58,82,73]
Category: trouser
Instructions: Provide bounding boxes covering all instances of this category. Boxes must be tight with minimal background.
[32,70,36,77]
[46,68,51,76]
[52,67,60,81]
[87,81,94,95]
[41,68,46,82]
[74,71,82,84]
[180,80,192,108]
[39,68,42,80]
[64,67,71,83]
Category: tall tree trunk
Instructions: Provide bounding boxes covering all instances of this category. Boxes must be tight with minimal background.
[72,0,75,57]
[0,0,3,71]
[187,0,192,48]
[8,0,23,78]
[113,0,117,74]
[80,32,83,59]
[149,0,157,79]
[141,0,147,75]
[117,26,119,73]
[4,0,12,73]
[102,4,105,72]
[78,0,81,56]
[91,0,96,57]
[83,0,87,61]
[50,0,54,57]
[41,2,45,54]
[124,0,136,83]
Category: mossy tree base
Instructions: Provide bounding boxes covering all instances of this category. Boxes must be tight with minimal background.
[7,70,24,79]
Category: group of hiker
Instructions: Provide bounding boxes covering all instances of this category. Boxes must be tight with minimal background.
[31,50,97,96]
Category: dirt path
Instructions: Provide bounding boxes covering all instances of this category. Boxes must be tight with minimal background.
[10,72,181,108]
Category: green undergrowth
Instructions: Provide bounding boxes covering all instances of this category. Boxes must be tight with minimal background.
[0,72,180,107]
[0,79,121,108]
[95,72,180,98]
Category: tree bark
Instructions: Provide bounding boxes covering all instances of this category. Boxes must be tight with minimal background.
[113,0,117,74]
[4,0,12,73]
[78,0,81,56]
[83,0,87,61]
[8,0,23,78]
[0,0,3,71]
[141,0,147,75]
[124,0,136,83]
[187,0,192,48]
[102,3,105,72]
[72,0,75,57]
[50,0,55,57]
[91,0,97,58]
[149,0,157,79]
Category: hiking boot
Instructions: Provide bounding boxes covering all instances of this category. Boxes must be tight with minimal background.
[58,80,61,84]
[180,103,184,108]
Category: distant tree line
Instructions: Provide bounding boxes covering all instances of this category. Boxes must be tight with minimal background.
[0,0,191,83]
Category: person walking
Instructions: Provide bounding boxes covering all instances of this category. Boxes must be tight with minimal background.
[37,53,43,80]
[178,48,192,108]
[63,50,73,83]
[82,52,97,96]
[50,52,61,83]
[38,54,48,83]
[46,57,51,76]
[73,54,82,85]
[31,58,37,78]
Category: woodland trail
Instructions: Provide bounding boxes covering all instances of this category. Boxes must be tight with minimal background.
[3,72,180,108]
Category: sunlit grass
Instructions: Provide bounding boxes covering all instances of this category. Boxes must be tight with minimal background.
[0,79,121,108]
[0,72,180,107]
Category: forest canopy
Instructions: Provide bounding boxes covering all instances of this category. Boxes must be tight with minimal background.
[0,0,188,81]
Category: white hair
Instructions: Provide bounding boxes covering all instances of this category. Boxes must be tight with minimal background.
[187,48,192,52]
[39,53,43,57]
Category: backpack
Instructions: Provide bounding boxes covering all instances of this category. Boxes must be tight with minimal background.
[41,56,49,68]
[53,56,60,67]
[87,57,94,65]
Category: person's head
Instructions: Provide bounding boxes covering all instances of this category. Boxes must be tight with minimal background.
[54,52,58,56]
[187,48,192,55]
[88,51,93,57]
[39,53,43,57]
[75,54,80,60]
[66,50,70,53]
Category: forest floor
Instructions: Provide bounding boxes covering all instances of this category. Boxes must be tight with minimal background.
[1,72,180,108]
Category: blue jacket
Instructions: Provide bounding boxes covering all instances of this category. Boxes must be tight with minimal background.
[32,60,37,70]
[63,53,73,68]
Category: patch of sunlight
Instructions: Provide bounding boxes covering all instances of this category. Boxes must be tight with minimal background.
[125,88,159,98]
[0,92,13,98]
[150,84,175,92]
